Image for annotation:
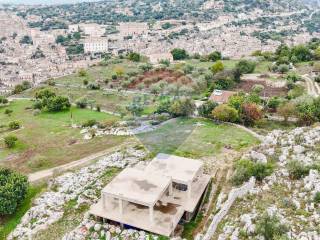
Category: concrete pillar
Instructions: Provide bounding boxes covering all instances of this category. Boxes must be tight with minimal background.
[149,206,154,224]
[187,181,192,199]
[169,182,173,196]
[119,198,123,216]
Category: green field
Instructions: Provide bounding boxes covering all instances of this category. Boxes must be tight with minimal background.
[0,100,127,173]
[54,59,141,86]
[137,118,259,158]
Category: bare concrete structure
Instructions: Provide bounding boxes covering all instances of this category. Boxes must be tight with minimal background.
[90,154,211,237]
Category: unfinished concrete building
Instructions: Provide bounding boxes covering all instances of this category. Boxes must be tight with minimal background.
[90,153,211,237]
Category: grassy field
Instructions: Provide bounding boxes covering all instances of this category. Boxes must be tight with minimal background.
[53,59,141,86]
[0,100,127,173]
[0,183,46,239]
[18,85,156,114]
[137,118,259,158]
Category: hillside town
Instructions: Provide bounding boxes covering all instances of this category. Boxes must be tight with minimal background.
[0,0,320,93]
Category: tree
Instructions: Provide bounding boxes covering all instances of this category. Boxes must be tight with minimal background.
[277,102,296,123]
[169,98,195,117]
[236,60,256,74]
[0,96,8,104]
[35,88,56,100]
[114,66,125,77]
[46,96,71,112]
[241,103,263,126]
[126,97,144,116]
[212,104,238,122]
[291,44,312,62]
[198,101,218,118]
[171,48,188,60]
[277,64,289,74]
[207,51,222,62]
[0,168,28,215]
[210,60,224,74]
[4,135,18,148]
[128,52,141,62]
[12,81,31,94]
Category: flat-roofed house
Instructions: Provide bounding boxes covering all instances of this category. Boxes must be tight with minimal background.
[209,89,237,104]
[90,154,211,237]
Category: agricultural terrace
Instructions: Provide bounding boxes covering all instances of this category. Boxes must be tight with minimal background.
[0,100,126,173]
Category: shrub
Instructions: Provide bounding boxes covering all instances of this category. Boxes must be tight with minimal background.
[198,101,218,118]
[267,97,281,111]
[12,81,31,94]
[82,119,97,128]
[171,48,188,60]
[287,160,309,179]
[46,96,71,112]
[277,102,296,123]
[236,60,256,74]
[0,168,28,215]
[231,159,274,185]
[210,61,224,74]
[277,64,289,74]
[128,52,141,62]
[241,103,263,126]
[255,214,289,240]
[169,98,196,117]
[8,121,20,130]
[207,51,222,62]
[4,135,18,148]
[83,79,88,85]
[78,68,87,77]
[4,109,12,115]
[212,104,238,122]
[76,97,88,109]
[87,83,100,90]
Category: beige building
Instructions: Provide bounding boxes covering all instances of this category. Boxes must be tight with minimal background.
[90,154,211,237]
[117,22,149,36]
[147,53,173,64]
[84,37,109,53]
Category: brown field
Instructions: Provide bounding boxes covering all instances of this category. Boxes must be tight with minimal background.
[235,80,288,97]
[129,69,193,88]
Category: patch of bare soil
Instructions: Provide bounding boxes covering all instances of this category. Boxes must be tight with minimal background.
[236,80,288,97]
[129,69,193,89]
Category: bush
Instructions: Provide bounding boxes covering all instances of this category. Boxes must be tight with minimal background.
[212,104,238,122]
[87,83,100,90]
[82,119,97,128]
[277,64,289,74]
[232,159,274,185]
[4,109,12,115]
[255,214,289,240]
[198,101,218,118]
[4,135,18,148]
[169,98,195,117]
[207,51,222,62]
[12,81,31,94]
[287,160,309,179]
[0,168,28,215]
[210,61,224,74]
[236,60,256,74]
[8,121,20,130]
[76,97,88,109]
[78,68,87,77]
[83,79,88,85]
[241,103,263,126]
[128,52,141,62]
[46,96,71,112]
[171,48,188,60]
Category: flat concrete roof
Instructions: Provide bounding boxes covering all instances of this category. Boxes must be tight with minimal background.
[146,153,204,184]
[102,168,171,206]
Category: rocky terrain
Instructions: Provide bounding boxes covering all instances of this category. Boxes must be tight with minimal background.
[214,127,320,240]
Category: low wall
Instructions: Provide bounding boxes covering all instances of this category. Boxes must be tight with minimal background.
[201,177,256,240]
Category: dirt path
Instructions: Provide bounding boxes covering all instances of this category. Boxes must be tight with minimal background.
[28,142,132,183]
[303,74,319,97]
